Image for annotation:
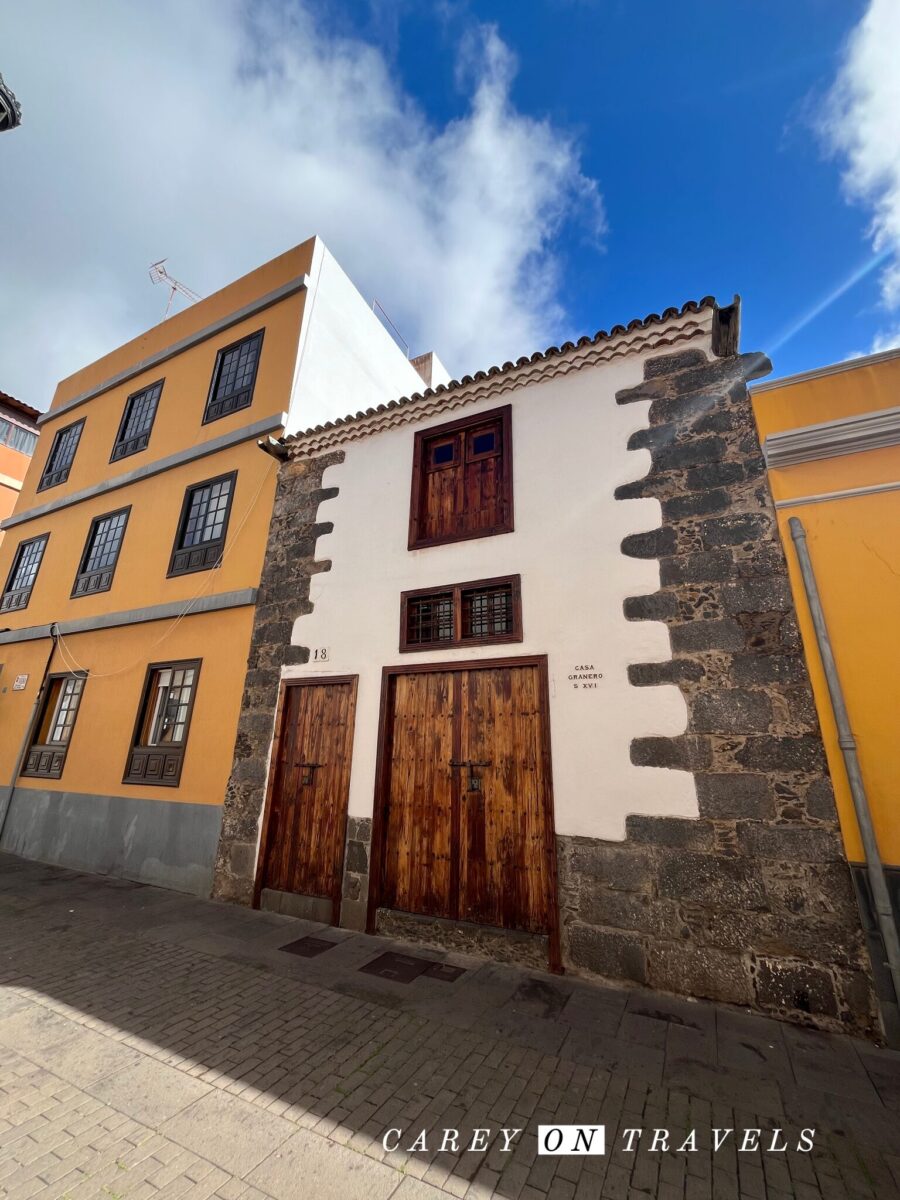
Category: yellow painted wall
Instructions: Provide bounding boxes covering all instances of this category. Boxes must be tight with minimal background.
[0,240,315,815]
[0,608,253,806]
[753,358,900,866]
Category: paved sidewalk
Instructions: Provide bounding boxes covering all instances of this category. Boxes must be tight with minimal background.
[0,854,898,1199]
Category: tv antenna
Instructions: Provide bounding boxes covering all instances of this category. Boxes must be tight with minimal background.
[149,260,203,319]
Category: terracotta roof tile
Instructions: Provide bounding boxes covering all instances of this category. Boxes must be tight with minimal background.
[0,390,40,424]
[284,296,716,447]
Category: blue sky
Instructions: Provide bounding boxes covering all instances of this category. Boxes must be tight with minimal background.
[3,1,898,410]
[327,0,881,378]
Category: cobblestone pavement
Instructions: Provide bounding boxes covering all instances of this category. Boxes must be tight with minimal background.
[0,854,898,1200]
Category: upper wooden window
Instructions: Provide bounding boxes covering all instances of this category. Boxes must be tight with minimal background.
[168,471,236,577]
[203,330,264,423]
[400,575,522,652]
[111,381,163,462]
[72,507,130,598]
[38,419,85,491]
[123,659,200,788]
[21,673,86,779]
[408,405,512,549]
[1,533,49,612]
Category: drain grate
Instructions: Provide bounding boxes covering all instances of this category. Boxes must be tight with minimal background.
[422,961,466,983]
[359,951,465,984]
[359,951,431,983]
[279,935,338,958]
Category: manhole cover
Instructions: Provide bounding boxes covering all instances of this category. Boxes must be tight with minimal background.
[279,935,338,958]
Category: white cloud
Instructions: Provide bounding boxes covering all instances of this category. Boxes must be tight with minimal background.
[822,0,900,351]
[0,2,604,412]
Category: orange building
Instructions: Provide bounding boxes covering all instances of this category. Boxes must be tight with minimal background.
[0,391,39,530]
[0,240,432,895]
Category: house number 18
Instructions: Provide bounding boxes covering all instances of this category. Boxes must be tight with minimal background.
[312,647,330,662]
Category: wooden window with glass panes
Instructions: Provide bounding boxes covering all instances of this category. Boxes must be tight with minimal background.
[123,660,201,788]
[111,381,162,461]
[400,575,522,652]
[203,330,263,423]
[21,673,86,779]
[168,472,236,577]
[1,533,48,612]
[38,419,84,490]
[72,507,130,597]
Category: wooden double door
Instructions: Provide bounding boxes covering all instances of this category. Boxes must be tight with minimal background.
[257,677,357,916]
[374,659,558,951]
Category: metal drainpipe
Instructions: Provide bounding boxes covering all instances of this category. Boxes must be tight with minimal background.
[0,624,59,843]
[788,517,900,1017]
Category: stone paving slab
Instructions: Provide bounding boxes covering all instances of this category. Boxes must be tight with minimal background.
[0,853,898,1199]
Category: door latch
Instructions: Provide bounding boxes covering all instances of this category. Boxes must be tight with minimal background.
[449,760,492,792]
[299,762,324,786]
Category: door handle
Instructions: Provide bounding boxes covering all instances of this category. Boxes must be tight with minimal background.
[299,762,324,785]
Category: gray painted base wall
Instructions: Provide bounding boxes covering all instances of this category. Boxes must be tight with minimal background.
[0,785,222,896]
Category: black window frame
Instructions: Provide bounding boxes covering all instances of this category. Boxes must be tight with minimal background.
[123,659,201,789]
[168,471,237,578]
[110,380,163,462]
[37,418,85,491]
[202,329,264,424]
[71,506,131,598]
[20,671,87,780]
[1,533,49,613]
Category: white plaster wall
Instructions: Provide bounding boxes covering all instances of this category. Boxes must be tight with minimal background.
[283,335,711,842]
[285,241,426,433]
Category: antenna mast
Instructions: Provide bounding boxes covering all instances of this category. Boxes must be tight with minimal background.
[149,260,203,319]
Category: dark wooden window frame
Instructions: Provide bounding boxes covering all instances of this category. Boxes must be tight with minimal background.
[37,418,85,491]
[252,675,360,921]
[408,404,513,550]
[71,506,131,599]
[399,574,523,652]
[1,532,50,613]
[20,671,87,780]
[110,379,163,462]
[366,654,561,973]
[167,470,237,578]
[123,658,202,788]
[202,329,265,425]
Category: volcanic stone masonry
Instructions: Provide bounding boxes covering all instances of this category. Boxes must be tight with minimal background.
[556,345,878,1036]
[212,449,345,908]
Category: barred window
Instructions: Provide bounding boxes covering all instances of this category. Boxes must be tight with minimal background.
[168,472,236,576]
[406,592,454,646]
[462,581,515,638]
[203,330,263,423]
[111,381,162,461]
[1,534,48,612]
[400,576,522,652]
[72,507,130,597]
[38,419,84,490]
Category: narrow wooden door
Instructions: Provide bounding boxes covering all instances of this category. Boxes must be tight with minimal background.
[380,670,456,918]
[260,679,356,911]
[378,661,555,938]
